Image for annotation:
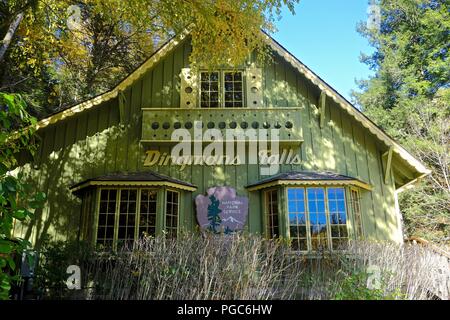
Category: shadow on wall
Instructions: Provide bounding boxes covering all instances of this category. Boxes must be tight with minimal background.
[14,101,137,248]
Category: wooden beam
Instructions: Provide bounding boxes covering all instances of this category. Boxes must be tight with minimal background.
[118,91,126,124]
[319,90,326,128]
[384,146,393,184]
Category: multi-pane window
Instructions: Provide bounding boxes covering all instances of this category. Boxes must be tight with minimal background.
[350,189,363,239]
[286,187,349,252]
[328,188,348,250]
[288,188,308,251]
[265,189,279,238]
[308,188,328,250]
[117,189,137,247]
[200,72,219,108]
[200,70,244,108]
[139,189,157,238]
[97,189,117,248]
[224,72,243,107]
[95,188,179,249]
[165,190,179,237]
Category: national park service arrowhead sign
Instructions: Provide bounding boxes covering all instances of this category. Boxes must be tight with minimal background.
[195,187,249,234]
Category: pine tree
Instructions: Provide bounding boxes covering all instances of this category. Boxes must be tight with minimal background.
[207,195,222,233]
[353,0,449,242]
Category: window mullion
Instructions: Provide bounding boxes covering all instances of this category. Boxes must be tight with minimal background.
[93,188,101,246]
[135,188,141,241]
[220,70,224,108]
[114,189,121,251]
[325,188,332,251]
[304,188,312,252]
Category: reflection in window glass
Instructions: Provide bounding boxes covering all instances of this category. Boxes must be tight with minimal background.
[307,188,328,250]
[350,189,363,239]
[117,189,137,248]
[97,189,117,248]
[224,72,243,108]
[287,188,308,251]
[139,189,157,238]
[200,72,219,108]
[285,186,350,252]
[165,190,179,237]
[265,190,279,238]
[328,188,348,250]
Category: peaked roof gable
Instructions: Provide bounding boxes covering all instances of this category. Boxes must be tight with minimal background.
[32,29,430,187]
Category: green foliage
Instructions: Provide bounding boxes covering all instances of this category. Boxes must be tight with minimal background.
[34,236,94,299]
[0,92,46,300]
[353,0,450,242]
[332,270,406,300]
[1,0,299,116]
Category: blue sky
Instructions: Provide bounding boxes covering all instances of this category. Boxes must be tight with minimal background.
[273,0,375,101]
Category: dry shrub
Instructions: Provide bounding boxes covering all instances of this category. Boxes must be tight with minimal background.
[69,236,449,300]
[295,241,450,300]
[83,233,303,300]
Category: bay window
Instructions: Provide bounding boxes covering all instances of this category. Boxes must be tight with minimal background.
[286,187,349,251]
[95,188,179,249]
[264,189,280,238]
[263,184,363,252]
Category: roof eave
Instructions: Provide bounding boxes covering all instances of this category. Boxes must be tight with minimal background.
[262,31,431,181]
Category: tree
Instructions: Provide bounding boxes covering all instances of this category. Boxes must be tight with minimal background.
[0,92,46,300]
[0,0,299,117]
[353,0,449,242]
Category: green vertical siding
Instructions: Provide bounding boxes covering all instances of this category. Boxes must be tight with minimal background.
[13,38,403,244]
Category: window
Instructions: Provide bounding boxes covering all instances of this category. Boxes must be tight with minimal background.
[165,190,179,237]
[117,189,137,247]
[328,188,348,250]
[288,188,308,251]
[200,70,244,108]
[95,188,179,249]
[350,188,363,239]
[200,72,219,108]
[139,189,157,238]
[264,189,279,238]
[97,189,117,248]
[286,187,349,252]
[308,188,328,250]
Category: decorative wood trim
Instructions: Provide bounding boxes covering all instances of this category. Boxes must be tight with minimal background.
[396,172,429,193]
[247,179,372,192]
[384,146,393,184]
[70,180,196,192]
[32,29,190,131]
[263,32,431,177]
[141,107,304,111]
[27,29,429,185]
[140,139,304,145]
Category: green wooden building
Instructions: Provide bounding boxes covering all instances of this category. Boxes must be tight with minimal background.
[12,31,430,252]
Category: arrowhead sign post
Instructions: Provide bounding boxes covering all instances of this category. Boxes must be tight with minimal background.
[195,187,249,234]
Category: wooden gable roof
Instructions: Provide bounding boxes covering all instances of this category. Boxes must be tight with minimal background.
[30,29,430,190]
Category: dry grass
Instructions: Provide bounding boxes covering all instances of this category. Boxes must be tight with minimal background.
[296,241,450,300]
[65,235,449,300]
[82,233,303,300]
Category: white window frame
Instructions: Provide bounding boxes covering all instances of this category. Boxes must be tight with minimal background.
[285,186,350,252]
[199,69,246,108]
